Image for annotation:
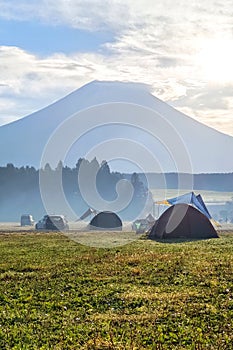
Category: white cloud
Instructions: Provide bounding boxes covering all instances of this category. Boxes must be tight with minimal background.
[0,0,130,31]
[0,0,232,32]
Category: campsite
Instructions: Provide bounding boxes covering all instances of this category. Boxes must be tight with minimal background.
[1,183,233,349]
[0,188,233,349]
[1,1,233,347]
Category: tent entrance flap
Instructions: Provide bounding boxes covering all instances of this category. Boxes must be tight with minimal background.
[77,208,97,221]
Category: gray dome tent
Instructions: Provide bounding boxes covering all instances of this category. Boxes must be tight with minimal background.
[148,203,218,240]
[89,211,122,230]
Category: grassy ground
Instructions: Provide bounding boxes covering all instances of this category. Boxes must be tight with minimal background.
[0,231,232,349]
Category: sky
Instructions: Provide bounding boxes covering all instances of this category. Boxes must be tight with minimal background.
[0,0,233,136]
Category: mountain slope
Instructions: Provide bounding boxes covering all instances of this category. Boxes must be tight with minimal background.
[0,80,232,173]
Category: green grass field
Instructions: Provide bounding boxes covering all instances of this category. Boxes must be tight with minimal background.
[0,231,233,349]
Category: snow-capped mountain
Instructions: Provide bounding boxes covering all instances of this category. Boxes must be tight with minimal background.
[0,80,232,173]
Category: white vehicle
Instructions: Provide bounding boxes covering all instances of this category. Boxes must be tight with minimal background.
[35,215,69,231]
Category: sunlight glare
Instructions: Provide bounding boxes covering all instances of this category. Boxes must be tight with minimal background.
[197,39,233,82]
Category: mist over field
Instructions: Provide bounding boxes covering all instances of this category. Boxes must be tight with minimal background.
[0,161,151,222]
[0,162,233,224]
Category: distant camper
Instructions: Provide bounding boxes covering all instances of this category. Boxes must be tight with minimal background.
[20,214,34,226]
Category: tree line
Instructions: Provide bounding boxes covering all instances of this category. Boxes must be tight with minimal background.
[1,160,232,221]
[145,172,233,192]
[0,159,149,221]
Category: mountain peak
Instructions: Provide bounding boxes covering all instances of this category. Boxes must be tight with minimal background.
[64,79,154,105]
[80,79,152,91]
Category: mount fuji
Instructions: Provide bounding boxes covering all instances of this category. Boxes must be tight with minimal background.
[0,80,232,173]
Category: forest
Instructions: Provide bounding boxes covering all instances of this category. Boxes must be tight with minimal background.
[0,159,149,221]
[0,159,233,221]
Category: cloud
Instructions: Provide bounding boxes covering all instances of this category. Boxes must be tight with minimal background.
[0,0,232,33]
[0,0,130,31]
[171,83,233,110]
[175,105,233,136]
[168,83,233,135]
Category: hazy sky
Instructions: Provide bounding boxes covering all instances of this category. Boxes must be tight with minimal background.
[0,0,233,136]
